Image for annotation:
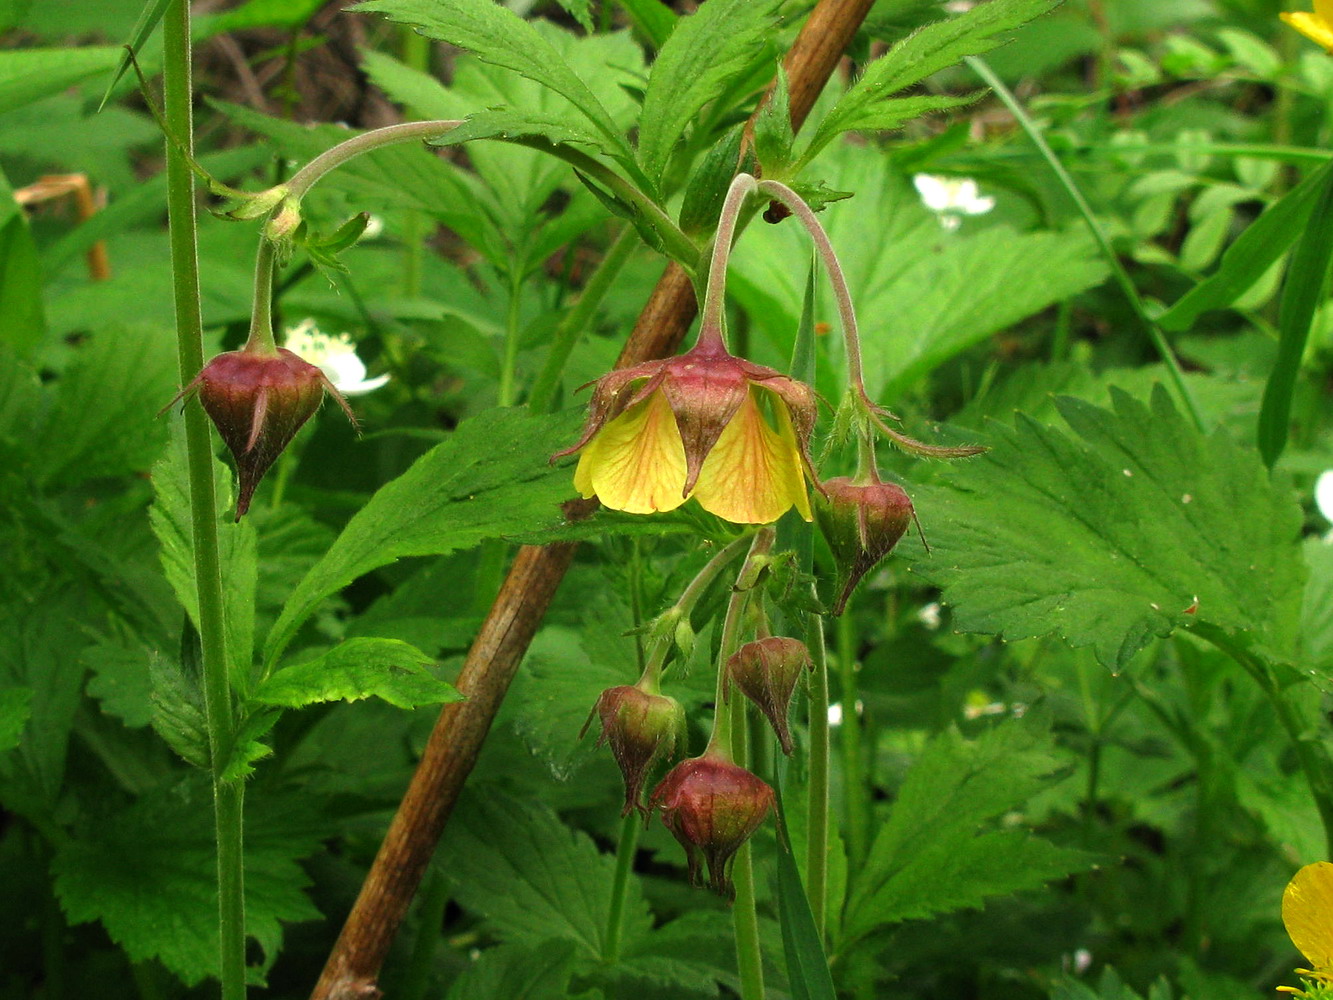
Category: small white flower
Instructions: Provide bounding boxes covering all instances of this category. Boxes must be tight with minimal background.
[913,173,996,230]
[1316,470,1333,537]
[362,215,385,240]
[284,319,390,396]
[918,601,942,630]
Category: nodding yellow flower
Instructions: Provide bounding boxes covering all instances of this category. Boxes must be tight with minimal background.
[1280,862,1333,998]
[556,339,817,525]
[1282,2,1333,51]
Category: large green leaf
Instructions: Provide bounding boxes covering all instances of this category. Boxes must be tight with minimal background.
[636,0,781,184]
[354,0,629,160]
[443,940,579,1000]
[252,637,460,709]
[908,386,1306,670]
[52,783,322,986]
[265,407,580,663]
[439,790,654,961]
[36,323,177,489]
[806,0,1058,157]
[0,687,32,754]
[0,46,121,116]
[730,149,1107,401]
[841,717,1091,947]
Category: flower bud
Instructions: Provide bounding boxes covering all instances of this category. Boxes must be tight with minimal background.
[814,477,915,615]
[649,755,774,899]
[174,347,353,518]
[725,636,811,755]
[581,685,685,817]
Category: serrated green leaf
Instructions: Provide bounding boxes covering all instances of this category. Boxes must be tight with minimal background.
[1160,159,1333,332]
[440,790,654,960]
[148,642,208,770]
[636,0,781,184]
[431,107,616,157]
[83,634,156,729]
[909,386,1305,670]
[35,324,176,488]
[444,940,580,1000]
[253,637,459,710]
[615,0,675,49]
[807,0,1057,158]
[842,717,1091,946]
[753,66,794,176]
[150,425,259,692]
[826,91,981,134]
[0,687,32,754]
[354,0,629,160]
[52,783,322,986]
[265,407,580,664]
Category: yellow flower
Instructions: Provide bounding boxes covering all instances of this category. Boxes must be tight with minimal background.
[1282,2,1333,51]
[1280,862,1333,998]
[559,342,816,525]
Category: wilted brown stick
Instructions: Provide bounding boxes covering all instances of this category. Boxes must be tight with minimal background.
[310,2,875,997]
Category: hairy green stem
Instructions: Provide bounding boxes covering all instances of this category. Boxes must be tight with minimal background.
[835,608,867,870]
[729,693,765,1000]
[699,174,760,345]
[603,811,642,963]
[805,606,831,936]
[243,237,279,355]
[966,56,1205,433]
[163,2,246,997]
[707,529,776,756]
[286,120,461,200]
[528,226,638,414]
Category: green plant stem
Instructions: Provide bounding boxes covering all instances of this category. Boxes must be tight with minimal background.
[602,811,641,964]
[699,174,760,343]
[805,606,831,937]
[966,56,1205,434]
[286,120,461,200]
[729,691,765,1000]
[1195,624,1333,858]
[163,2,246,997]
[398,869,449,1000]
[498,271,525,407]
[528,226,638,414]
[836,608,867,870]
[243,237,279,354]
[707,530,776,755]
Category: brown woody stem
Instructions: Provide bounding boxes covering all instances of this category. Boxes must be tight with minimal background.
[308,2,877,996]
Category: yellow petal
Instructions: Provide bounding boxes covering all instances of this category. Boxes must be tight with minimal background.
[1284,862,1333,971]
[1283,11,1333,50]
[576,389,689,514]
[692,389,812,524]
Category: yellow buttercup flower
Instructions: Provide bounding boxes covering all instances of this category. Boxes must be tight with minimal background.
[1282,2,1333,51]
[559,340,816,525]
[1280,862,1333,998]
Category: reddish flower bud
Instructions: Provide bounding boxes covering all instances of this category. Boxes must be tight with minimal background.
[649,755,775,899]
[814,477,916,615]
[726,636,811,756]
[581,685,685,817]
[171,348,354,518]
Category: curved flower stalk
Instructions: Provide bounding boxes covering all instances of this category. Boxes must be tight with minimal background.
[1282,1,1333,51]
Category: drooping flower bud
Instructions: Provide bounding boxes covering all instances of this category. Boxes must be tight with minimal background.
[581,685,686,817]
[649,755,775,899]
[170,348,354,518]
[814,477,916,615]
[725,636,811,756]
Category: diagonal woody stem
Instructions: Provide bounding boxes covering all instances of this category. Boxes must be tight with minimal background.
[308,3,876,997]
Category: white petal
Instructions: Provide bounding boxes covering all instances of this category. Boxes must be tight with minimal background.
[1316,470,1333,524]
